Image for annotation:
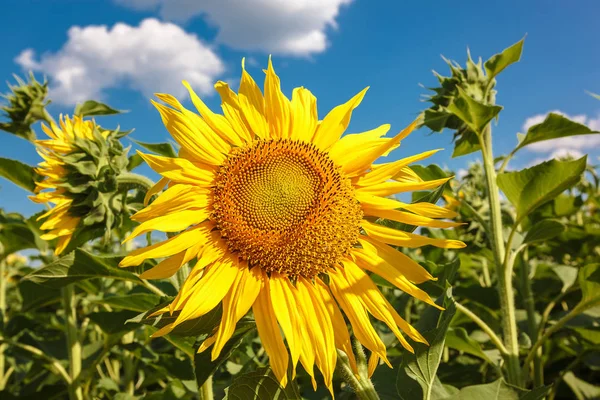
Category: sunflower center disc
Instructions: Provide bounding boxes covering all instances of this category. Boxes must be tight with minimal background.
[212,139,363,278]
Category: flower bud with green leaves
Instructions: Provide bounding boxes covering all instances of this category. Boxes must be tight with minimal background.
[0,73,52,141]
[30,115,134,254]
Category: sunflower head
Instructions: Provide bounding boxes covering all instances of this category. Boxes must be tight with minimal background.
[31,115,131,254]
[121,58,465,392]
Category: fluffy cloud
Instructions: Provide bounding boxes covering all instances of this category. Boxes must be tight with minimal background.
[521,110,600,153]
[16,18,224,105]
[115,0,353,56]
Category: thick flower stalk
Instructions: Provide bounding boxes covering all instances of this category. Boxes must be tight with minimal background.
[31,115,131,254]
[120,58,465,393]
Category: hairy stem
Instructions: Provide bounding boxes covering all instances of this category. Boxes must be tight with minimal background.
[455,302,508,356]
[337,348,380,400]
[199,376,214,400]
[478,127,521,386]
[0,260,6,390]
[62,285,83,400]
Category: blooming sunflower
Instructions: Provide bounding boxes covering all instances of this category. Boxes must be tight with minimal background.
[31,115,130,254]
[120,58,465,392]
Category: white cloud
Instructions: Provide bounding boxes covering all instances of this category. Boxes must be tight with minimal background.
[115,0,353,56]
[521,110,600,153]
[15,18,224,105]
[456,168,468,179]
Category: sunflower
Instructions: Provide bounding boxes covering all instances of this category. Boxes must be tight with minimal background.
[31,115,130,254]
[120,58,465,392]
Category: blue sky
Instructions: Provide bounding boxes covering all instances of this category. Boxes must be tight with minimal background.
[1,0,599,216]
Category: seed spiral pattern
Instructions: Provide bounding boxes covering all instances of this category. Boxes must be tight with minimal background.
[212,139,363,278]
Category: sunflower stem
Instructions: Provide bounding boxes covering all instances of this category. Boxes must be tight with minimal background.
[199,375,213,400]
[62,285,83,400]
[337,343,380,400]
[0,259,7,390]
[117,172,154,192]
[477,125,522,386]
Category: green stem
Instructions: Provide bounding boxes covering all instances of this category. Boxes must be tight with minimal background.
[117,172,154,191]
[62,285,83,400]
[0,260,6,390]
[477,127,521,386]
[3,339,71,384]
[455,302,508,356]
[199,376,214,400]
[518,248,543,387]
[523,296,600,369]
[336,349,380,400]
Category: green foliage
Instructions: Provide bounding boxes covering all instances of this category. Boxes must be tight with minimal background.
[0,157,40,193]
[514,113,599,153]
[134,140,177,157]
[497,157,587,223]
[74,100,124,117]
[0,73,50,141]
[223,368,300,399]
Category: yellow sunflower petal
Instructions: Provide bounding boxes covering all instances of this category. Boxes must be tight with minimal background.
[269,272,301,371]
[211,264,263,360]
[328,267,389,365]
[119,221,213,267]
[361,220,466,249]
[357,236,435,283]
[138,152,215,187]
[354,149,442,187]
[214,81,253,143]
[342,259,415,352]
[362,205,463,229]
[290,87,318,142]
[238,58,269,139]
[264,57,291,139]
[315,278,358,375]
[312,87,369,151]
[356,176,451,197]
[183,81,245,147]
[124,209,209,242]
[297,278,336,392]
[328,124,391,168]
[139,240,205,280]
[144,177,169,206]
[253,284,289,387]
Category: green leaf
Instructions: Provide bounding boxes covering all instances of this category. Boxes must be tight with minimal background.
[0,211,45,256]
[551,265,579,293]
[579,264,600,302]
[445,379,549,400]
[89,310,141,334]
[74,100,124,117]
[515,113,599,153]
[194,324,254,387]
[0,157,40,192]
[484,38,525,80]
[93,293,161,312]
[24,249,143,288]
[134,140,177,158]
[523,219,566,244]
[452,130,481,157]
[127,154,144,171]
[563,372,600,400]
[445,327,498,364]
[18,281,61,311]
[446,87,503,134]
[224,368,300,399]
[497,157,587,223]
[396,288,456,399]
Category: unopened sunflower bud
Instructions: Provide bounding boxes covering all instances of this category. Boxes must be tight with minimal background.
[30,115,131,254]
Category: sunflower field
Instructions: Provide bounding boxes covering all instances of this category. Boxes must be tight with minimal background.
[0,38,598,400]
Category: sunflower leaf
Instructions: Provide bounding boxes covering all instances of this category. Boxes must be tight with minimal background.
[194,324,255,387]
[74,100,125,117]
[484,37,525,80]
[23,249,143,288]
[514,113,600,154]
[446,87,503,135]
[134,140,177,158]
[497,157,587,223]
[523,219,566,244]
[396,287,456,400]
[0,157,41,192]
[444,379,550,400]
